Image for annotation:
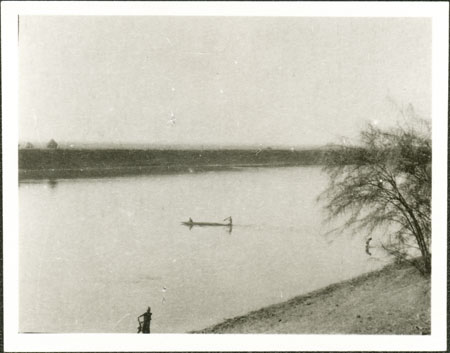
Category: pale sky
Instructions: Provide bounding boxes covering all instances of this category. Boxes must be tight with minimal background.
[19,16,431,147]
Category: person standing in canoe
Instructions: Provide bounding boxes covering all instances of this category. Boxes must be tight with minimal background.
[224,216,232,226]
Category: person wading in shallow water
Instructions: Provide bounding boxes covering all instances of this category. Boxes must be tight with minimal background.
[137,307,152,333]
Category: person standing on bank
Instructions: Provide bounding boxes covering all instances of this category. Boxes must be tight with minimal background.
[137,307,152,333]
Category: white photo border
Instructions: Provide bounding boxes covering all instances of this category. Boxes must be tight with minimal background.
[2,1,448,351]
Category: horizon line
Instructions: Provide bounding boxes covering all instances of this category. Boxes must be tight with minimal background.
[18,141,339,150]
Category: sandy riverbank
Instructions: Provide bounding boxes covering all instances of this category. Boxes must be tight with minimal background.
[193,262,430,334]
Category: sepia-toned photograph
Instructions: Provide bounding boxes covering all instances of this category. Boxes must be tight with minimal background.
[2,1,448,351]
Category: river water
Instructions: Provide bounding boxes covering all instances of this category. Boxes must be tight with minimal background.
[19,166,387,333]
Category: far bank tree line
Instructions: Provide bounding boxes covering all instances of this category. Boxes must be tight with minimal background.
[19,139,58,149]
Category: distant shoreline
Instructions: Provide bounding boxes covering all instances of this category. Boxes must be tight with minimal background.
[19,148,326,181]
[18,163,316,181]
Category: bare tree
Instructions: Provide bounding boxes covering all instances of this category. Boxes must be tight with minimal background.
[320,120,431,275]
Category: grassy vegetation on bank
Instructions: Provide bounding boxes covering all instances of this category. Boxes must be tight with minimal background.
[193,262,430,334]
[19,148,326,180]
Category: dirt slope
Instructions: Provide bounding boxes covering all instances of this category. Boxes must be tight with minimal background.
[194,263,430,334]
